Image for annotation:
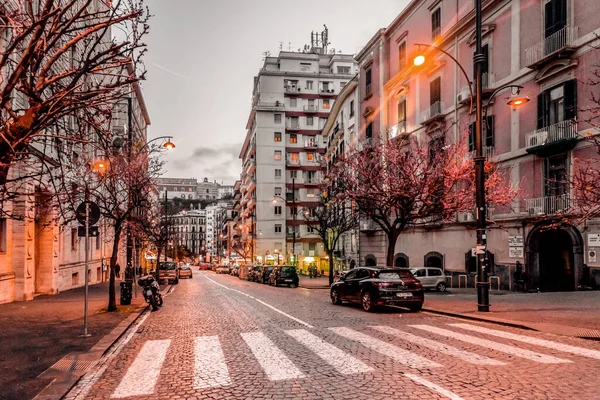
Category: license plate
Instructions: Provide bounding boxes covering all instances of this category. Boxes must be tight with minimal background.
[285,279,293,282]
[146,290,153,296]
[396,292,413,298]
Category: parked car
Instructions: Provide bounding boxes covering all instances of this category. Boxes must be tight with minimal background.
[330,267,423,312]
[269,266,299,288]
[230,265,240,277]
[257,265,274,284]
[216,265,230,274]
[248,265,262,282]
[158,261,179,284]
[179,265,193,279]
[198,263,210,271]
[409,267,448,292]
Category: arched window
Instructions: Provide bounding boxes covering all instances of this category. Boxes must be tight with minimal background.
[394,253,409,268]
[365,254,377,266]
[424,251,444,269]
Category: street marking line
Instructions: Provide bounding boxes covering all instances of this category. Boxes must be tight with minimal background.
[285,329,374,375]
[450,323,600,360]
[64,310,151,400]
[194,336,231,389]
[370,326,506,366]
[329,327,442,369]
[203,273,313,328]
[410,325,570,364]
[404,373,465,400]
[111,340,171,398]
[241,331,306,381]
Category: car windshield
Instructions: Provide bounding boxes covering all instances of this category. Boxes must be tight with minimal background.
[281,267,295,273]
[180,266,190,270]
[377,270,413,280]
[159,262,177,270]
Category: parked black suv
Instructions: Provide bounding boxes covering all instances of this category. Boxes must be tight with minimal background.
[269,266,299,288]
[330,267,424,312]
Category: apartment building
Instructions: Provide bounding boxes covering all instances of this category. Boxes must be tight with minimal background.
[172,209,206,256]
[352,0,600,290]
[155,178,199,200]
[239,32,357,275]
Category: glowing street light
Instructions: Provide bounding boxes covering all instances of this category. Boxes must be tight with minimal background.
[507,94,531,107]
[413,54,426,67]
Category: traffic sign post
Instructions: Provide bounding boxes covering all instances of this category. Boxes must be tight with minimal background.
[77,200,98,338]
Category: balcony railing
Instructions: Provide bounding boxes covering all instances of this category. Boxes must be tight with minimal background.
[467,146,495,159]
[525,26,578,67]
[525,194,572,215]
[525,119,578,149]
[420,101,444,124]
[287,158,300,166]
[303,105,318,112]
[388,121,407,139]
[286,121,300,130]
[285,86,301,94]
[304,140,318,148]
[320,88,336,95]
[255,101,285,110]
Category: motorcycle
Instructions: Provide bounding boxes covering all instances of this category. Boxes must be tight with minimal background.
[138,274,163,311]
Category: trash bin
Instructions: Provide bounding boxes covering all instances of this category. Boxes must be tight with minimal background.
[120,281,132,305]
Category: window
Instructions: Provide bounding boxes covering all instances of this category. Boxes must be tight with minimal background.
[322,82,330,91]
[0,218,6,253]
[290,152,299,164]
[414,269,427,277]
[306,80,313,90]
[306,116,314,126]
[290,98,297,108]
[275,224,282,233]
[290,116,299,128]
[350,100,355,117]
[275,169,282,178]
[300,62,311,71]
[307,171,317,184]
[430,77,441,106]
[206,189,209,193]
[398,41,407,69]
[289,134,297,144]
[274,187,282,197]
[274,114,282,124]
[537,80,577,128]
[274,132,282,142]
[365,68,372,97]
[337,66,351,74]
[340,81,347,89]
[72,272,79,286]
[290,170,298,179]
[431,7,441,39]
[274,150,282,160]
[429,269,443,276]
[322,99,330,109]
[274,206,282,215]
[307,153,315,161]
[96,233,100,250]
[365,122,373,138]
[397,98,407,133]
[71,228,78,251]
[307,225,315,233]
[545,154,568,197]
[468,116,495,151]
[544,0,567,39]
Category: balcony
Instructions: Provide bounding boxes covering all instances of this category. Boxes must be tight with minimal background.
[525,194,572,216]
[525,119,578,156]
[388,121,407,139]
[525,26,578,68]
[304,139,318,148]
[286,157,300,166]
[303,105,318,113]
[254,100,286,110]
[285,86,302,95]
[420,101,444,125]
[286,121,301,131]
[320,88,336,96]
[467,146,495,159]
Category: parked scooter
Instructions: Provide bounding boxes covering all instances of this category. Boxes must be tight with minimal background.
[138,274,163,311]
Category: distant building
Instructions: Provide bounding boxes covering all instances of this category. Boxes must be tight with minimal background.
[218,184,235,199]
[197,177,220,200]
[155,177,198,200]
[172,209,206,256]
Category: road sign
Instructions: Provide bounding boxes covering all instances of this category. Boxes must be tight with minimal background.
[78,226,99,237]
[76,201,100,226]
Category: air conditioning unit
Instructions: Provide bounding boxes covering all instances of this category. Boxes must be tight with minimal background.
[456,90,470,104]
[528,206,544,216]
[458,212,475,223]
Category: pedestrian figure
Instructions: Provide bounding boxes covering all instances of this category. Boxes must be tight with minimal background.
[115,263,121,279]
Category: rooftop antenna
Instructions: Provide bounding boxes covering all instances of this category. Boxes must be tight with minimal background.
[279,42,283,51]
[262,50,271,61]
[288,42,292,51]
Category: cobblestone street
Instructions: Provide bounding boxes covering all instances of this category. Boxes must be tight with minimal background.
[65,271,600,400]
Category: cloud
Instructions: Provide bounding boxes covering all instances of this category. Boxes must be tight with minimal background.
[190,143,241,160]
[167,143,242,183]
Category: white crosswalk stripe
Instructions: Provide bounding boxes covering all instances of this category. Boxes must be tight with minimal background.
[286,329,374,375]
[241,331,306,381]
[194,336,231,389]
[329,326,442,369]
[449,323,600,360]
[404,373,465,400]
[410,325,571,364]
[370,325,506,366]
[111,339,171,398]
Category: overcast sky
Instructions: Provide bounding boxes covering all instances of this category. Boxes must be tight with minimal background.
[143,0,409,185]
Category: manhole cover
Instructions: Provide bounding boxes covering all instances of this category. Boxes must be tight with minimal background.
[50,357,94,371]
[576,330,600,340]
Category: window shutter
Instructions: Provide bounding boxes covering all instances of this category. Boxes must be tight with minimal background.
[485,115,495,147]
[398,99,406,123]
[537,92,547,129]
[482,44,489,74]
[563,79,577,120]
[468,122,475,152]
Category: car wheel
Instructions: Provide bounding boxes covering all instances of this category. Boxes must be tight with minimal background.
[436,282,447,292]
[361,292,375,312]
[331,289,342,305]
[408,303,423,312]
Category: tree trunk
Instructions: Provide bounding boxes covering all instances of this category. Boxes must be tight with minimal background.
[327,250,335,286]
[155,248,162,280]
[386,230,400,267]
[108,223,123,312]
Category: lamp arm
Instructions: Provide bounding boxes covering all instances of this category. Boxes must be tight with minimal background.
[415,43,474,114]
[483,84,524,128]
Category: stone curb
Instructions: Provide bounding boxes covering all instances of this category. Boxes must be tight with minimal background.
[422,307,538,332]
[33,284,173,400]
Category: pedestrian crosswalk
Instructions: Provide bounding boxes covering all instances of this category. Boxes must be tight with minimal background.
[108,323,600,399]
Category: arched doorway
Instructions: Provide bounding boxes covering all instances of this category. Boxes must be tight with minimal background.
[365,254,377,266]
[424,251,443,269]
[394,253,409,268]
[526,224,582,291]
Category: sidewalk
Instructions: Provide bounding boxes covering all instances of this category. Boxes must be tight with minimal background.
[423,289,600,340]
[0,281,145,400]
[299,275,331,289]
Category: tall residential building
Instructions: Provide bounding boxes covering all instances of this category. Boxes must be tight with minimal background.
[239,29,357,275]
[348,0,600,290]
[172,209,206,256]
